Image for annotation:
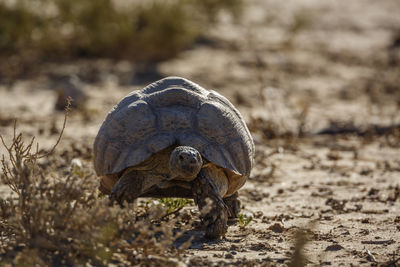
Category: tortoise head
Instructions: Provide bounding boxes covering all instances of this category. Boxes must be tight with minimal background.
[169,146,203,181]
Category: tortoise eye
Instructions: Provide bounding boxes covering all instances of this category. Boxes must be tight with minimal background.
[179,155,184,161]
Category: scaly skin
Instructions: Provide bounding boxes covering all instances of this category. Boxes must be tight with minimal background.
[109,172,144,205]
[192,169,229,239]
[224,192,241,219]
[109,169,164,206]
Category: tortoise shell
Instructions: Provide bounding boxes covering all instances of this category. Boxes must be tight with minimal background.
[93,77,254,195]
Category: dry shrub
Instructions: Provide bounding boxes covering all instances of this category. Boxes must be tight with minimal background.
[0,120,192,265]
[0,0,243,62]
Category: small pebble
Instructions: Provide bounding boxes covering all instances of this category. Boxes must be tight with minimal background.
[225,253,234,259]
[269,223,284,233]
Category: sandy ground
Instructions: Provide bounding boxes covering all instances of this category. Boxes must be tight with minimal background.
[1,0,400,265]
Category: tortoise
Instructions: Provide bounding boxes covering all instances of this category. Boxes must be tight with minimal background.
[93,76,255,239]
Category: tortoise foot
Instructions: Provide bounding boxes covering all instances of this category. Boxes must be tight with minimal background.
[224,192,241,219]
[109,171,146,206]
[110,182,137,206]
[204,207,228,239]
[192,170,229,239]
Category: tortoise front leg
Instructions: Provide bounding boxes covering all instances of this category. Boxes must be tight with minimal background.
[109,169,163,206]
[192,169,229,239]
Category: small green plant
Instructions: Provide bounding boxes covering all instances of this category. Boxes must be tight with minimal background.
[159,198,194,214]
[238,213,253,227]
[70,158,85,178]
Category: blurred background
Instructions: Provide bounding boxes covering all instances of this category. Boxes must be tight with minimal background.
[1,1,400,265]
[0,0,399,148]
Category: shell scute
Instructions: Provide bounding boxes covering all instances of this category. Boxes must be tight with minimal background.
[123,100,156,144]
[176,132,209,151]
[227,139,249,176]
[197,101,239,145]
[108,146,153,175]
[146,133,175,153]
[106,117,126,138]
[200,144,227,169]
[103,143,121,174]
[116,91,142,108]
[147,88,205,108]
[142,76,206,96]
[157,106,196,132]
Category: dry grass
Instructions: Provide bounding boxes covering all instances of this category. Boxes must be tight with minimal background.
[0,108,193,265]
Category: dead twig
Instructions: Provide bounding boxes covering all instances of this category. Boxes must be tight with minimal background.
[380,256,400,267]
[38,97,71,158]
[361,240,395,245]
[159,206,185,221]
